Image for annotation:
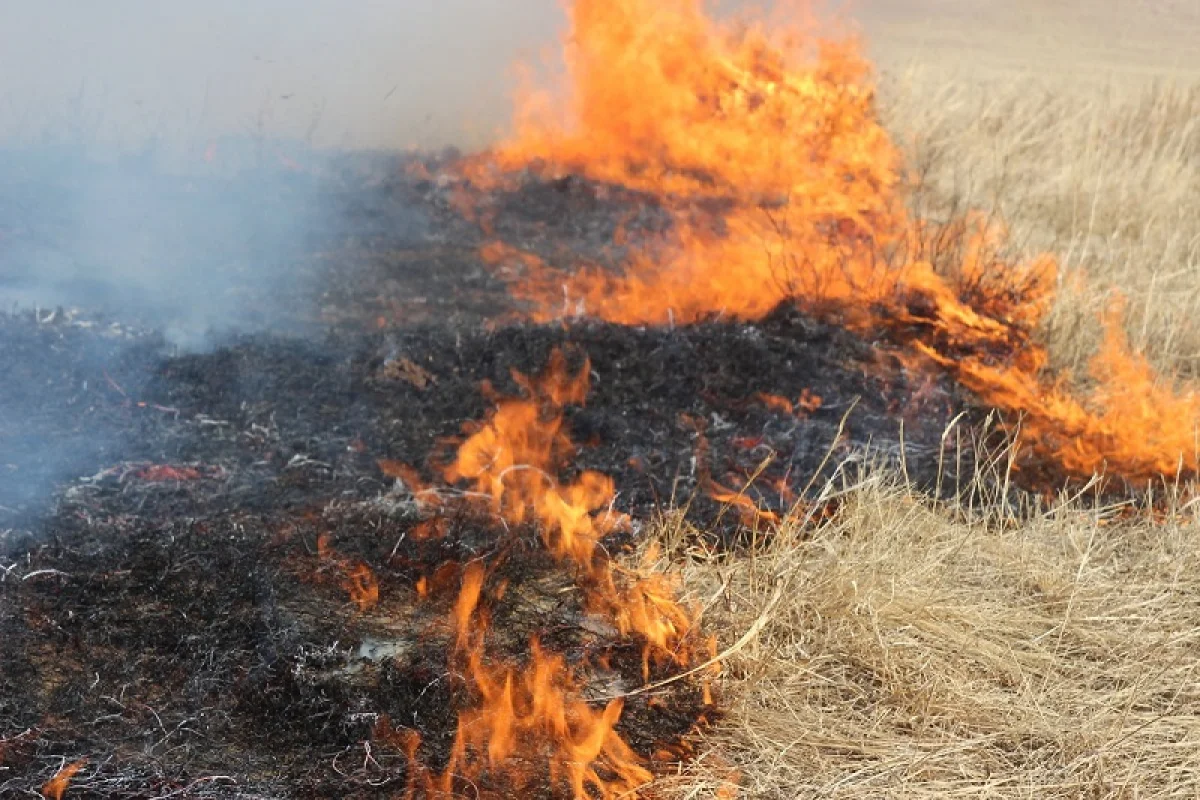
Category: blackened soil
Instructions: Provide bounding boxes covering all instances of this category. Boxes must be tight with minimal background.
[0,303,973,797]
[0,157,980,797]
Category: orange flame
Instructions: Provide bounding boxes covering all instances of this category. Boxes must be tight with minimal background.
[389,348,705,795]
[755,390,822,417]
[707,479,782,530]
[941,309,1200,480]
[445,348,695,665]
[316,533,380,612]
[396,549,659,798]
[41,759,86,800]
[468,0,1199,488]
[452,560,486,651]
[447,639,653,799]
[445,348,625,565]
[595,548,696,679]
[383,642,653,799]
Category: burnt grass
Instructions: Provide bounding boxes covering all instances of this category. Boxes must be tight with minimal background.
[0,159,978,797]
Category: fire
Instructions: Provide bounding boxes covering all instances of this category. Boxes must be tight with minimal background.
[707,479,782,530]
[445,349,695,665]
[468,0,1200,488]
[596,547,696,678]
[435,575,653,799]
[316,533,380,612]
[755,389,822,417]
[382,643,652,799]
[387,348,704,796]
[444,640,652,799]
[940,312,1200,480]
[41,759,86,800]
[444,348,625,565]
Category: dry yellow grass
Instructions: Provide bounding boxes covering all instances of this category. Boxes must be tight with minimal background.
[884,72,1200,379]
[656,474,1200,798]
[654,12,1200,798]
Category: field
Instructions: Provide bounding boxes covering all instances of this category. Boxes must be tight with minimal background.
[662,4,1200,796]
[3,3,1200,798]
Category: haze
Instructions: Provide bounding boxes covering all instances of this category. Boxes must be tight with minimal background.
[0,0,563,154]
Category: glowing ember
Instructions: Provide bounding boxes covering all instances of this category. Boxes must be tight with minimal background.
[132,464,203,482]
[755,389,823,417]
[469,0,1200,487]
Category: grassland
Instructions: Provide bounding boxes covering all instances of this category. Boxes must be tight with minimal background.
[657,8,1200,797]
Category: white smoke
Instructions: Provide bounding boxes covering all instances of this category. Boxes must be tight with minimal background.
[0,0,562,153]
[0,1,563,346]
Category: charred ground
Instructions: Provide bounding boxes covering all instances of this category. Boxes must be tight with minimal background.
[1,161,975,797]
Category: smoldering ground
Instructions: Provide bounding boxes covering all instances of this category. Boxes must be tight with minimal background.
[0,0,562,518]
[0,0,565,341]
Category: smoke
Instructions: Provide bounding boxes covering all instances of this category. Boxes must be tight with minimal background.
[0,0,562,152]
[0,0,562,347]
[0,2,564,521]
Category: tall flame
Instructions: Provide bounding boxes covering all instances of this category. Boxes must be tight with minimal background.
[391,350,702,797]
[470,0,1200,487]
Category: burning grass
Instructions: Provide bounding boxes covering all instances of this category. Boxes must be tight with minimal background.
[643,10,1200,799]
[464,0,1200,491]
[4,1,1200,797]
[885,74,1200,382]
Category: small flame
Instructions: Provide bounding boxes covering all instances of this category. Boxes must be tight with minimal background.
[316,533,380,612]
[449,640,653,799]
[445,348,695,666]
[383,642,653,799]
[41,759,86,800]
[444,348,624,565]
[452,561,486,651]
[707,479,781,530]
[413,560,658,798]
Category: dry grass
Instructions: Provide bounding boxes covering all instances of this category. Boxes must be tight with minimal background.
[655,475,1200,797]
[655,50,1200,800]
[884,71,1200,378]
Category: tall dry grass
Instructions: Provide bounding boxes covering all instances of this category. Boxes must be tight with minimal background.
[655,473,1200,798]
[885,71,1200,378]
[658,71,1200,798]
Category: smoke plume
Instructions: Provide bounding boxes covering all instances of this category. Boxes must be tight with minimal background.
[0,0,562,344]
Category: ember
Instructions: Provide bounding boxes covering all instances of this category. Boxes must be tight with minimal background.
[40,759,85,800]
